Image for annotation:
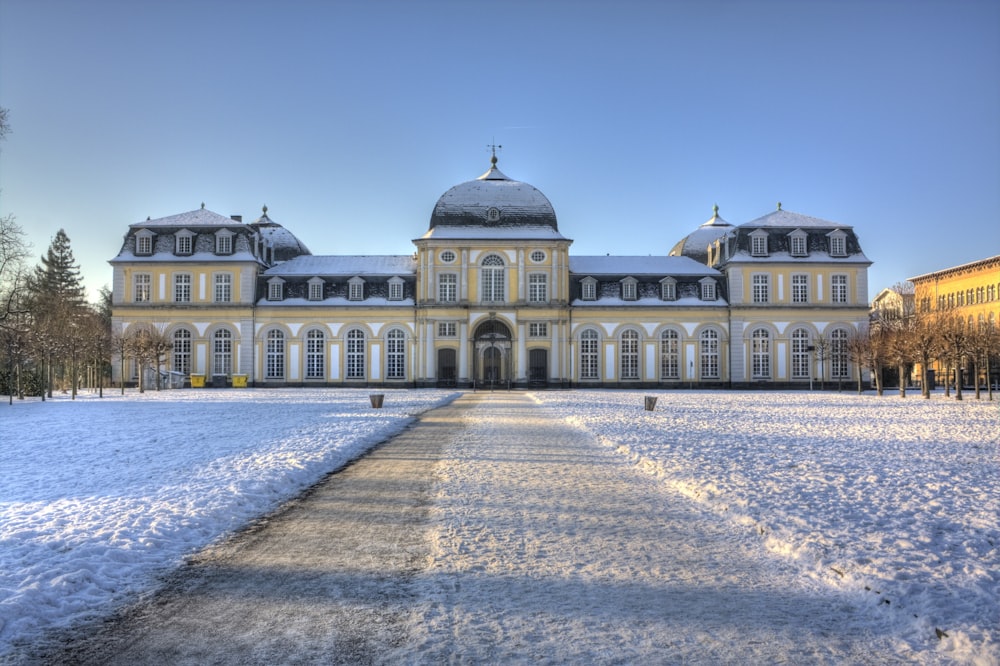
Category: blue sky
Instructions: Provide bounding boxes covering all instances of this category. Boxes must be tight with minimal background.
[1,0,998,302]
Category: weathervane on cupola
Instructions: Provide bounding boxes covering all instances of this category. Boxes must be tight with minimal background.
[487,140,502,166]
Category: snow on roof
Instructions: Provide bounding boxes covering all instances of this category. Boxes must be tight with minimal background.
[263,255,416,277]
[417,225,570,241]
[742,208,851,229]
[571,296,727,307]
[429,161,559,230]
[131,208,243,228]
[726,250,872,265]
[110,250,260,264]
[570,256,721,276]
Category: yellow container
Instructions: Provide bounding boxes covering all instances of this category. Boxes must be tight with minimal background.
[232,374,248,388]
[190,374,206,388]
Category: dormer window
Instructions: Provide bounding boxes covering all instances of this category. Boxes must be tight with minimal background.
[750,229,769,257]
[621,277,638,301]
[700,277,717,301]
[348,276,365,301]
[828,229,848,257]
[388,276,404,301]
[789,229,808,257]
[267,278,284,301]
[581,277,597,301]
[135,229,154,255]
[175,229,194,255]
[215,229,234,255]
[660,277,677,301]
[307,277,324,301]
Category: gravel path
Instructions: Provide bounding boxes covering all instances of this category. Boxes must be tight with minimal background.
[28,392,906,665]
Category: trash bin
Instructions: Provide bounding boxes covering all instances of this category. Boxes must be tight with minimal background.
[190,374,205,388]
[232,374,248,388]
[369,393,385,408]
[212,374,228,388]
[644,396,658,411]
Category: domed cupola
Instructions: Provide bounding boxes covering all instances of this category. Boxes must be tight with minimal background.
[249,206,312,262]
[429,153,558,231]
[669,205,734,265]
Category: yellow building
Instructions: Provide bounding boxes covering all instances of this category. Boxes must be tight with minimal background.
[110,156,872,389]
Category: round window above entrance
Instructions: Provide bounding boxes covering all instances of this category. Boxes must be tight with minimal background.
[440,250,456,263]
[530,250,546,263]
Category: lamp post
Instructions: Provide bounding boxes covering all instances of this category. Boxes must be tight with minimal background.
[807,345,815,391]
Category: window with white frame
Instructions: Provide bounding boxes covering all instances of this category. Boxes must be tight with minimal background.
[620,330,639,379]
[530,250,546,263]
[135,231,153,255]
[308,278,324,301]
[438,322,457,337]
[661,278,677,301]
[660,329,679,379]
[386,329,405,379]
[831,274,848,303]
[215,231,233,255]
[528,273,548,303]
[700,329,719,378]
[213,329,232,376]
[176,231,193,255]
[528,322,548,337]
[265,329,285,379]
[172,329,191,374]
[388,277,404,301]
[751,328,771,378]
[791,328,811,378]
[481,255,505,302]
[789,231,807,257]
[828,230,847,257]
[438,273,457,302]
[214,272,232,303]
[752,274,770,303]
[267,279,283,301]
[174,273,191,302]
[305,329,325,379]
[582,277,597,301]
[580,329,599,379]
[831,328,849,378]
[346,329,365,379]
[134,273,151,302]
[750,230,769,257]
[440,250,456,263]
[791,274,809,303]
[621,278,637,301]
[348,277,364,301]
[700,279,717,301]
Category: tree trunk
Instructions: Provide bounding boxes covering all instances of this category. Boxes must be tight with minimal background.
[898,363,906,397]
[954,357,963,401]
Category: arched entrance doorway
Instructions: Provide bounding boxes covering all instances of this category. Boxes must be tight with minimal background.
[437,348,457,387]
[473,317,512,389]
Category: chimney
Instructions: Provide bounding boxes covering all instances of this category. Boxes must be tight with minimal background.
[231,215,243,223]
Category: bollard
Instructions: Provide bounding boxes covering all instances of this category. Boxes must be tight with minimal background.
[644,396,657,411]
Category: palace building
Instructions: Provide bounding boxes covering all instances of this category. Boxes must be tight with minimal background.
[109,155,872,389]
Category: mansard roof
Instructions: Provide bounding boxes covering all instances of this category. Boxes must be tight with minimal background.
[261,254,416,277]
[570,255,720,276]
[129,207,244,228]
[417,224,569,242]
[742,207,852,229]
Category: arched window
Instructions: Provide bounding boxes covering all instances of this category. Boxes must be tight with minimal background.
[620,330,639,380]
[791,328,811,379]
[660,329,679,379]
[386,329,406,380]
[172,328,192,375]
[751,328,771,379]
[305,329,325,379]
[213,329,232,376]
[830,328,849,379]
[580,329,599,380]
[346,329,365,379]
[265,329,285,379]
[700,329,719,379]
[481,255,505,303]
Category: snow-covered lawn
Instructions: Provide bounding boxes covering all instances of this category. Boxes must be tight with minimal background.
[0,388,459,658]
[531,390,999,662]
[1,388,997,663]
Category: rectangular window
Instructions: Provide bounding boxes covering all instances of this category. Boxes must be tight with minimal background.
[268,282,283,301]
[349,281,364,301]
[388,281,403,301]
[831,274,848,303]
[438,274,457,302]
[582,280,596,301]
[528,274,548,303]
[830,236,846,257]
[216,234,232,255]
[622,280,637,301]
[791,274,809,304]
[661,281,676,301]
[752,274,770,303]
[701,281,716,301]
[751,234,768,256]
[528,322,548,337]
[790,235,807,257]
[438,322,457,337]
[214,273,232,303]
[308,282,323,301]
[134,273,151,302]
[305,331,325,378]
[386,332,405,380]
[176,235,192,255]
[174,274,191,303]
[580,332,599,379]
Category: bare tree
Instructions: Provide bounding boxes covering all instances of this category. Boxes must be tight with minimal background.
[938,312,971,401]
[813,334,829,390]
[845,329,870,394]
[910,311,940,399]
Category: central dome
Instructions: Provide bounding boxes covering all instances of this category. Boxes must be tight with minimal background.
[429,157,558,230]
